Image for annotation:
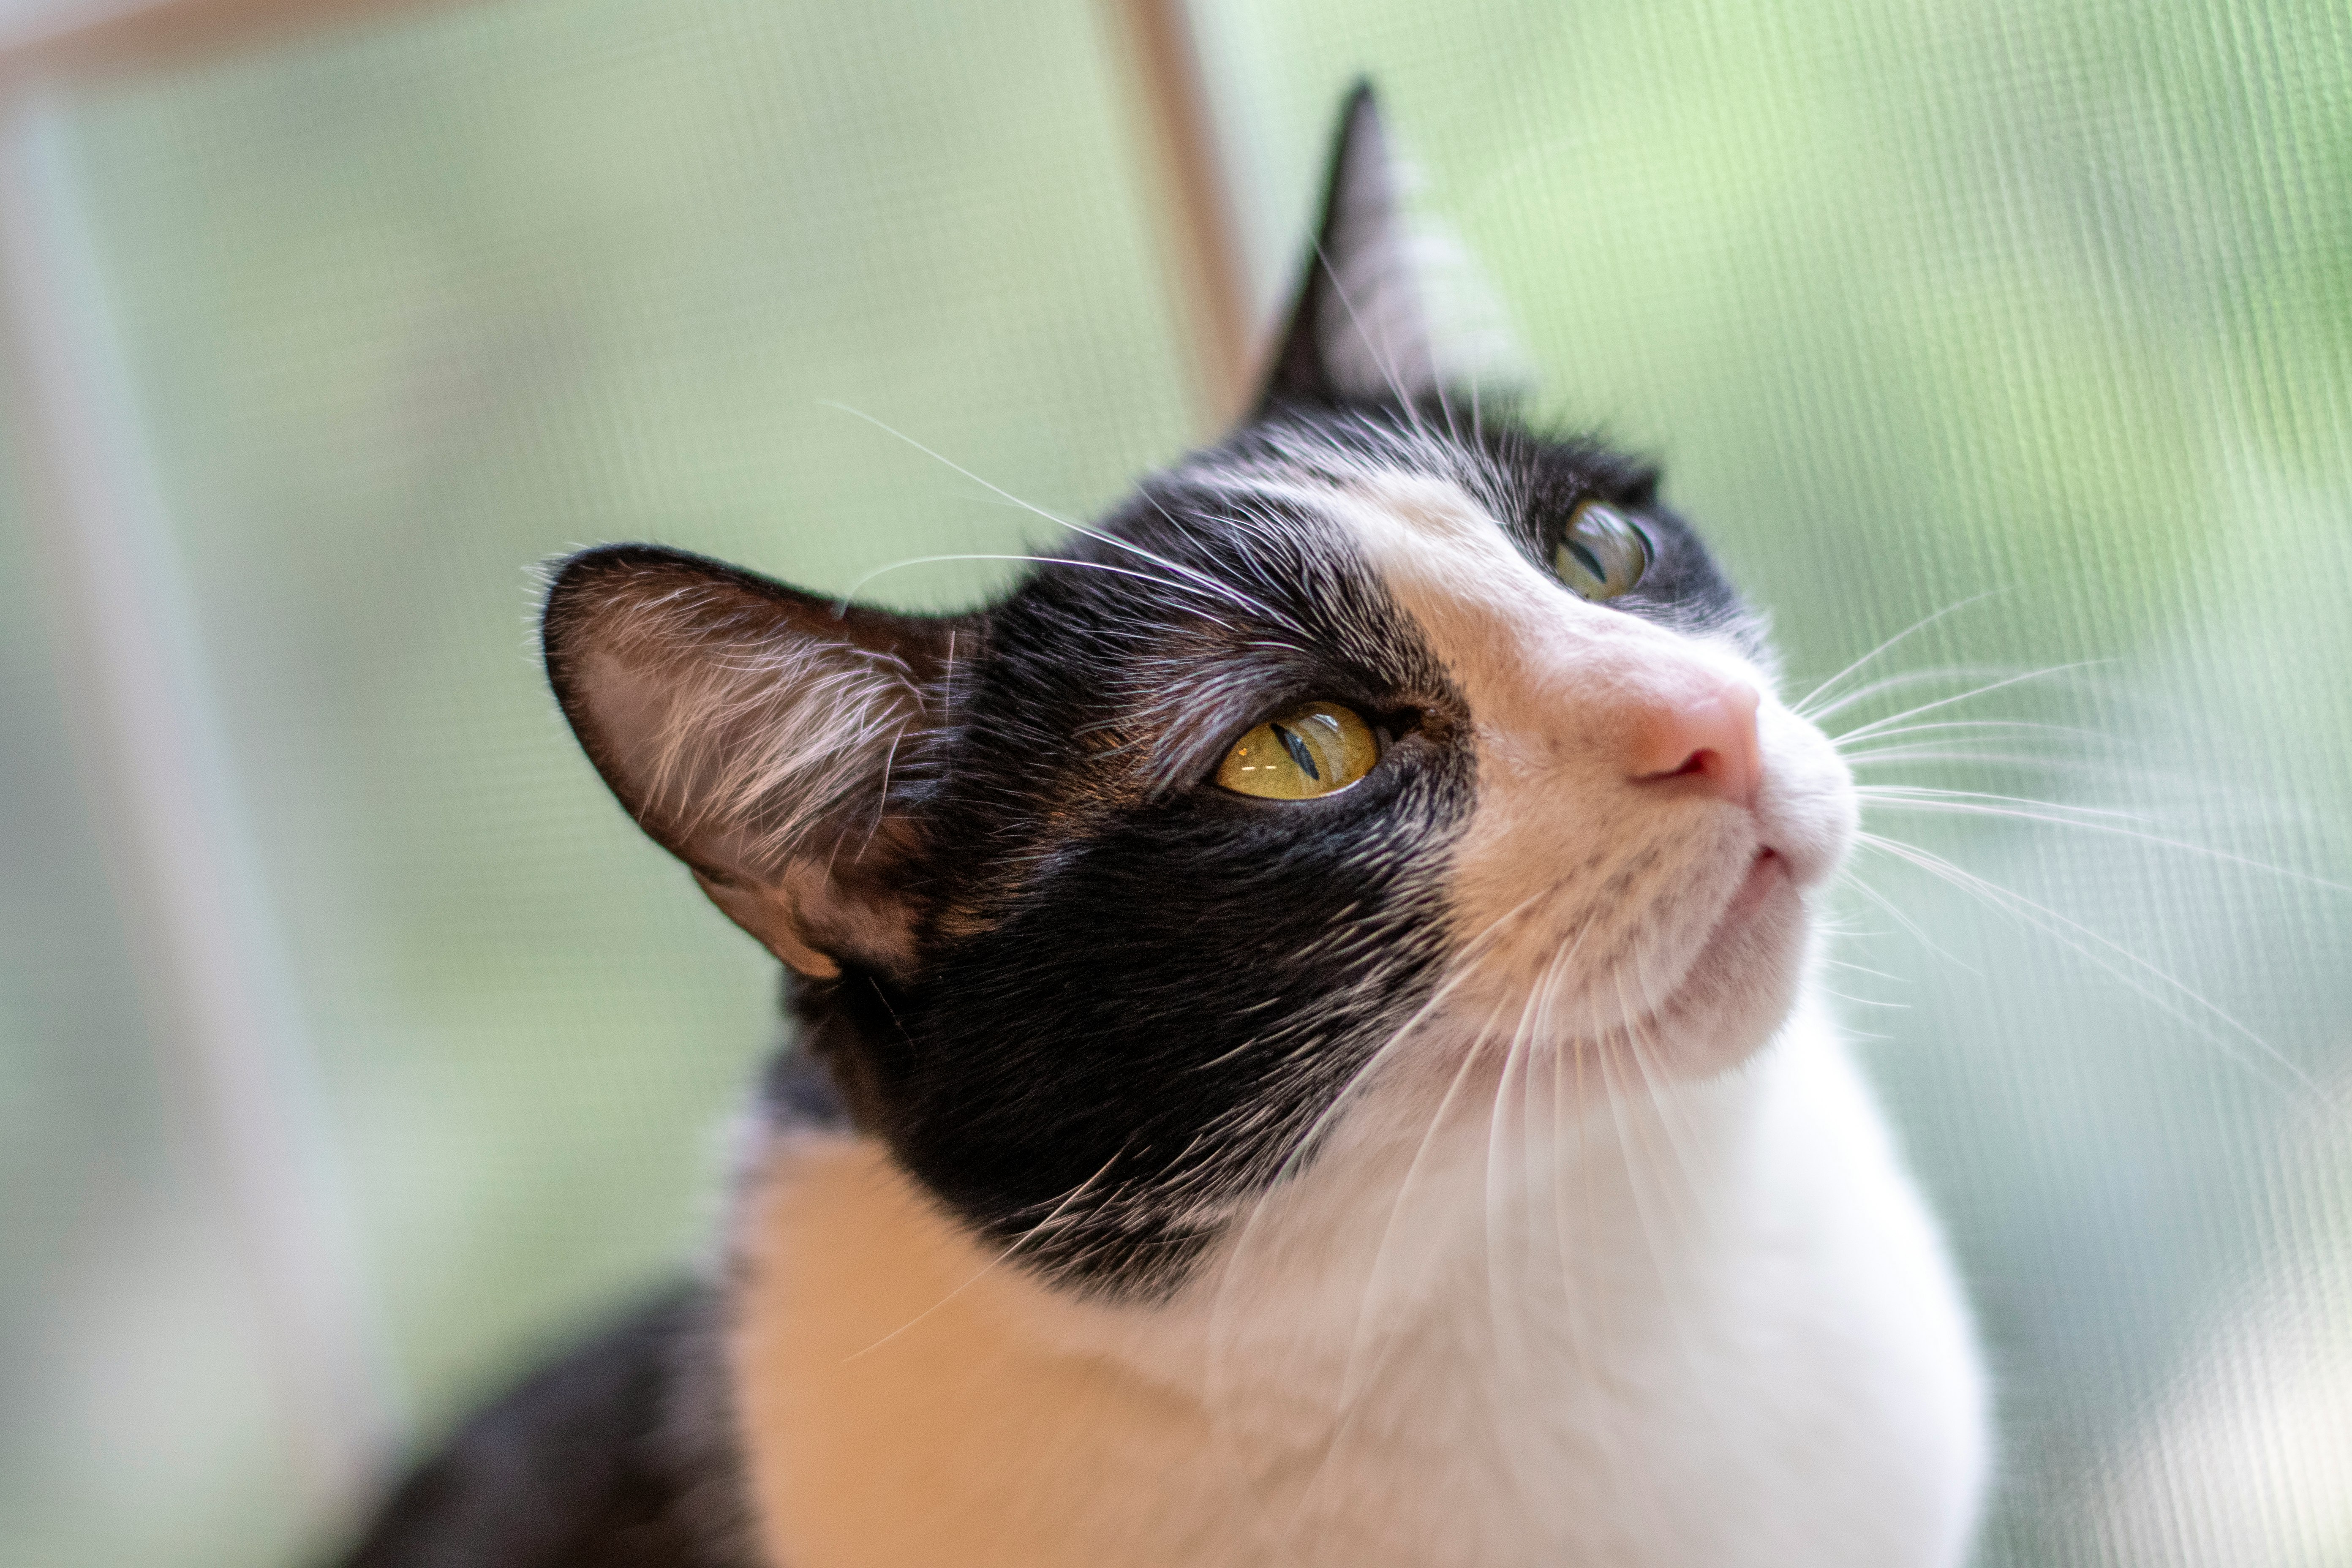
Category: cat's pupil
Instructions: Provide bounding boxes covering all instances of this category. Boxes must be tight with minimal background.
[1561,536,1609,583]
[1271,722,1321,781]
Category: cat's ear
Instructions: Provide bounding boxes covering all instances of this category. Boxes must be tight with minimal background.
[1255,83,1524,414]
[543,545,958,980]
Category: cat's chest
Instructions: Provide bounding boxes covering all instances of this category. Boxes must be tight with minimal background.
[723,1129,1571,1568]
[723,1026,1980,1568]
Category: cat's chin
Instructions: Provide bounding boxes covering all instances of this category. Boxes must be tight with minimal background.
[1618,850,1810,1078]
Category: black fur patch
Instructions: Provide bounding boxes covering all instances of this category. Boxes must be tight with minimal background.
[856,474,1474,1291]
[329,1290,750,1568]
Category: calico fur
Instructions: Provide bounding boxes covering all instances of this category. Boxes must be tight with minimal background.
[337,84,1988,1568]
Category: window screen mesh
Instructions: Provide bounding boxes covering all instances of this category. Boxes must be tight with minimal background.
[2,0,2346,1563]
[1191,7,2352,1559]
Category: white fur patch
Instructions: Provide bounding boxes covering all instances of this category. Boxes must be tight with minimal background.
[1334,465,1855,1066]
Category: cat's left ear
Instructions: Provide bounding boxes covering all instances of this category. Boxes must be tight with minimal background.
[543,545,959,980]
[1255,83,1525,414]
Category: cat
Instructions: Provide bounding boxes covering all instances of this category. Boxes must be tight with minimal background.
[338,85,1989,1568]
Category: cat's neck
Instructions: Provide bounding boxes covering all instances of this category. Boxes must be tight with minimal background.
[722,992,1981,1568]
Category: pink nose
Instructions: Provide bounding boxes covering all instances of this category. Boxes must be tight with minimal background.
[1625,677,1763,809]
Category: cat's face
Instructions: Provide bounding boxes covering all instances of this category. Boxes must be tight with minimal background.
[543,89,1857,1296]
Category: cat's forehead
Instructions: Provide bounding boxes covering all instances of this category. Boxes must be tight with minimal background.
[1058,411,1750,680]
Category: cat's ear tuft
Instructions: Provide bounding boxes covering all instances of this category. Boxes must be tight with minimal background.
[542,545,959,979]
[1255,82,1526,415]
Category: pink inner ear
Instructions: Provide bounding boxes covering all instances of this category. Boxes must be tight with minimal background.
[545,547,949,977]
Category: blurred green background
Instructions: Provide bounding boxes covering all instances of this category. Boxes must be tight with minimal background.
[1,0,2346,1563]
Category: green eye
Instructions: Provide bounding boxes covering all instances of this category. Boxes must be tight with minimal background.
[1554,501,1653,601]
[1216,702,1380,800]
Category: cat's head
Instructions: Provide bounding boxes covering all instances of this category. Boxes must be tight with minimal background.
[543,87,1857,1295]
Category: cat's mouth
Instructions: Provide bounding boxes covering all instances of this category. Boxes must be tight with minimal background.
[1600,846,1802,1072]
[1672,847,1794,988]
[1719,847,1788,929]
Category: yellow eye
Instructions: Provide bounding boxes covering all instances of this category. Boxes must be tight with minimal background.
[1554,501,1653,601]
[1215,701,1380,800]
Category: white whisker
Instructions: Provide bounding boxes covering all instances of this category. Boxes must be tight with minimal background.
[1829,662,2112,747]
[1857,787,2352,894]
[820,401,1280,623]
[1790,591,2005,719]
[838,1143,1130,1363]
[1854,833,2332,1108]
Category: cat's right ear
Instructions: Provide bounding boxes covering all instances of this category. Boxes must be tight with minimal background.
[1255,82,1524,415]
[542,545,958,980]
